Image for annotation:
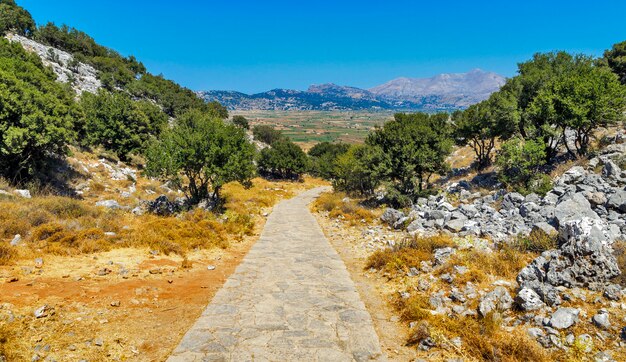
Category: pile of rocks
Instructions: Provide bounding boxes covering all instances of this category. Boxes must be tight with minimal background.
[382,143,626,245]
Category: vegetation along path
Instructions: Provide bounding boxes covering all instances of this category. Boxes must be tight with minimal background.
[168,187,385,361]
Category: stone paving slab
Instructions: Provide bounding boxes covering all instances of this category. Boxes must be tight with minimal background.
[168,187,385,361]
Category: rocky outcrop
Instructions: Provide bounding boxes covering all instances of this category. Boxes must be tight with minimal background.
[381,144,626,245]
[516,217,621,306]
[6,33,101,95]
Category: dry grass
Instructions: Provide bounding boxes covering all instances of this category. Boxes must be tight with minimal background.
[366,234,455,273]
[612,241,626,287]
[0,167,326,264]
[398,298,550,362]
[512,228,558,253]
[313,192,376,226]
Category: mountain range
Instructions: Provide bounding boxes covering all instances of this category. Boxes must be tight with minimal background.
[197,69,506,111]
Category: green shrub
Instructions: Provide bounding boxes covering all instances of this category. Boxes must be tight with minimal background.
[496,137,547,193]
[80,90,168,160]
[307,142,350,179]
[257,140,308,180]
[332,145,389,196]
[0,38,76,181]
[145,110,255,205]
[232,115,250,130]
[252,125,285,145]
[0,0,35,36]
[367,112,453,196]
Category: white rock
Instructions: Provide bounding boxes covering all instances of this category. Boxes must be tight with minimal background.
[14,189,31,198]
[10,234,22,246]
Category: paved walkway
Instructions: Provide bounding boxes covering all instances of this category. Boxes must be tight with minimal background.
[168,187,385,361]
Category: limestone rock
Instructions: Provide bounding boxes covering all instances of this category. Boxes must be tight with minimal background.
[478,287,513,317]
[549,307,579,329]
[515,288,545,311]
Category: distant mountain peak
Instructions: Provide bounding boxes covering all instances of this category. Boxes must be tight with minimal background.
[198,69,505,111]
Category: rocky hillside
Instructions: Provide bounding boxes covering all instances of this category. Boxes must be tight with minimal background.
[198,69,505,111]
[5,33,101,95]
[314,130,626,361]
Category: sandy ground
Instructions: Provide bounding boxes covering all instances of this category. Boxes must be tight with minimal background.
[0,232,259,361]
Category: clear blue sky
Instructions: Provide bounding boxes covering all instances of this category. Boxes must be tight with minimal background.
[19,0,626,93]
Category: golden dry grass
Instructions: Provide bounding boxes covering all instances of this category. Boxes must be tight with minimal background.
[0,156,327,265]
[312,191,376,225]
[366,234,455,273]
[397,293,551,362]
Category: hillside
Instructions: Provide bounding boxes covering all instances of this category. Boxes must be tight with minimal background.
[198,69,505,111]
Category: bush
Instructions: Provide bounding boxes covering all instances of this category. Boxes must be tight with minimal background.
[0,0,35,36]
[332,145,389,196]
[367,112,453,196]
[145,110,255,205]
[232,115,250,130]
[496,137,547,192]
[257,140,308,180]
[0,38,76,182]
[128,73,227,118]
[79,90,167,159]
[252,125,285,145]
[307,141,350,179]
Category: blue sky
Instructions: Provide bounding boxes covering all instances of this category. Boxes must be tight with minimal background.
[20,0,626,93]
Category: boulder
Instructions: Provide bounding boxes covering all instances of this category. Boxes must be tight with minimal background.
[445,219,466,233]
[478,286,513,317]
[433,247,456,266]
[10,234,22,246]
[501,192,525,210]
[606,190,626,213]
[549,307,579,329]
[554,193,599,227]
[515,288,545,311]
[592,309,611,329]
[532,222,557,237]
[603,284,622,301]
[602,160,622,180]
[147,195,181,216]
[381,208,404,225]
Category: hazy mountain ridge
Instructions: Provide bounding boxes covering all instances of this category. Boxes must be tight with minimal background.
[198,69,506,111]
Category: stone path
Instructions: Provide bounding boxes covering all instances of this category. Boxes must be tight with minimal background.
[168,187,385,361]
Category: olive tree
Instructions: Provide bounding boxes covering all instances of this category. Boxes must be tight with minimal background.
[145,110,255,205]
[367,112,453,196]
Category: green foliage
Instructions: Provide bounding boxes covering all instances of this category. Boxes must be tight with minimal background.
[603,40,626,84]
[332,145,389,196]
[0,0,35,36]
[453,90,519,169]
[252,125,285,145]
[496,137,547,193]
[231,115,250,130]
[145,110,255,205]
[34,23,146,90]
[0,38,76,181]
[257,140,308,180]
[128,74,227,118]
[307,141,350,179]
[367,112,453,196]
[528,57,626,156]
[80,90,167,160]
[34,23,225,119]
